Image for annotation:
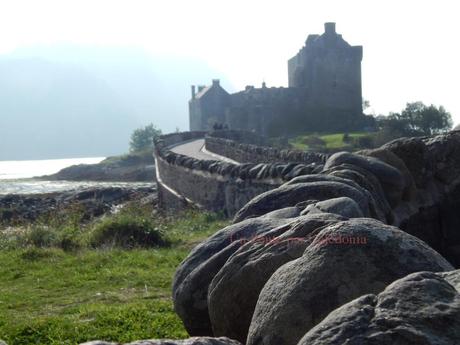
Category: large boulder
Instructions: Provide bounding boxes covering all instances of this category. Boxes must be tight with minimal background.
[324,164,393,223]
[359,147,417,202]
[323,152,405,206]
[260,206,302,219]
[300,197,364,218]
[246,218,454,345]
[298,270,460,345]
[284,174,388,220]
[379,132,460,266]
[172,217,292,336]
[381,132,460,190]
[208,213,345,343]
[233,181,375,223]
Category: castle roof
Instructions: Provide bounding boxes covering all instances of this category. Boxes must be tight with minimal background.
[195,86,211,99]
[194,79,228,100]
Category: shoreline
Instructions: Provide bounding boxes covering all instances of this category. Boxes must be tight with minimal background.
[0,178,155,195]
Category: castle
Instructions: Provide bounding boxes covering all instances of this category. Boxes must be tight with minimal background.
[189,23,369,136]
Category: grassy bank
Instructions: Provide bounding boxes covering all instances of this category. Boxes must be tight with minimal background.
[0,207,228,345]
[289,132,371,152]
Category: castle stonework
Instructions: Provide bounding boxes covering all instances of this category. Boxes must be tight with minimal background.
[288,22,363,114]
[190,23,368,136]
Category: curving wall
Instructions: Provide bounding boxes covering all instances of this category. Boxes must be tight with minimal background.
[154,131,326,216]
[205,130,328,164]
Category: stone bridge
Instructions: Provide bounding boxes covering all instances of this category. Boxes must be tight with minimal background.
[153,130,327,216]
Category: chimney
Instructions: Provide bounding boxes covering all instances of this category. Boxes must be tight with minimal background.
[324,22,336,35]
[212,79,220,86]
[191,85,196,99]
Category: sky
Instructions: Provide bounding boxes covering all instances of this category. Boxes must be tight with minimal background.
[0,0,459,126]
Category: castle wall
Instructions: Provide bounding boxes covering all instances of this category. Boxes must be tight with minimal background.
[225,87,305,136]
[189,101,202,131]
[288,23,363,114]
[189,81,230,131]
[189,24,364,136]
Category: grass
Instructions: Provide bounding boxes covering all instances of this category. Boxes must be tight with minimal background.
[0,208,228,345]
[289,132,369,151]
[100,149,154,167]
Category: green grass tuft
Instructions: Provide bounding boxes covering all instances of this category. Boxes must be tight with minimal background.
[289,132,371,152]
[0,209,228,344]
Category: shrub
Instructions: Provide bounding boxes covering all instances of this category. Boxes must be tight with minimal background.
[20,247,59,261]
[89,215,169,249]
[56,225,83,251]
[129,123,162,152]
[24,226,57,248]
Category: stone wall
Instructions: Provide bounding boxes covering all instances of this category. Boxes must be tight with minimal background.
[205,130,328,164]
[154,131,324,216]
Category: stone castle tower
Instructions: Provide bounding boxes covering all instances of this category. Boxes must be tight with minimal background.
[288,22,363,114]
[189,23,368,136]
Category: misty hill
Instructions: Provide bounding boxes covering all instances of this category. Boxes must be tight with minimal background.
[0,45,233,160]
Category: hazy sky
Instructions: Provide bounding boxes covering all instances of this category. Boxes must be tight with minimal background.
[0,0,459,126]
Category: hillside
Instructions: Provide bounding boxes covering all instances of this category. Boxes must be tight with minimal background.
[0,46,233,160]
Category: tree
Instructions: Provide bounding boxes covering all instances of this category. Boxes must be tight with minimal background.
[129,123,162,152]
[400,102,453,135]
[362,99,370,112]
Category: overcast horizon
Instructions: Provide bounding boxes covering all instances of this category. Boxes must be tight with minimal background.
[0,0,459,161]
[1,0,459,126]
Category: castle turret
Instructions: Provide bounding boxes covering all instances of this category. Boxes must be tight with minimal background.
[287,22,363,114]
[191,85,196,99]
[324,22,336,35]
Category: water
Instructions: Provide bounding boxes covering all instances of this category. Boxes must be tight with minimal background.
[0,180,155,195]
[0,157,105,180]
[0,157,154,195]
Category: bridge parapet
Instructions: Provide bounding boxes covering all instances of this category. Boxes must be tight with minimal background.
[205,130,328,164]
[154,131,326,217]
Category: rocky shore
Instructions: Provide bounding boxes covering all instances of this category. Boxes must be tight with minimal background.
[0,185,157,225]
[42,151,156,182]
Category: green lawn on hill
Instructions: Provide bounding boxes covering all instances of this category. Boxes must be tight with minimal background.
[0,210,228,345]
[289,132,369,151]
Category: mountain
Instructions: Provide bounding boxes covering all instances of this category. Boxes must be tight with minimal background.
[0,45,233,160]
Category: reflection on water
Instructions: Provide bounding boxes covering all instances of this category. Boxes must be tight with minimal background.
[0,180,155,195]
[0,157,105,180]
